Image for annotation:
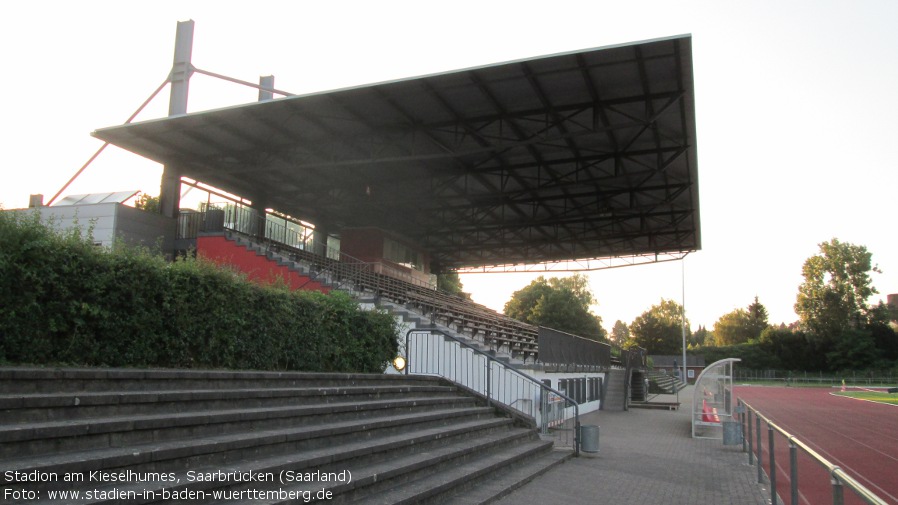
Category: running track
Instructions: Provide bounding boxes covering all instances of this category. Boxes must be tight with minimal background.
[736,387,898,505]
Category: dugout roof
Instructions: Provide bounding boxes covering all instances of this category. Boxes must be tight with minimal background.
[93,35,700,271]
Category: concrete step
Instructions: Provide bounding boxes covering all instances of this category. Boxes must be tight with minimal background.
[218,430,546,504]
[439,449,572,505]
[12,417,518,500]
[647,371,687,393]
[1,401,493,460]
[0,368,567,504]
[354,439,553,504]
[0,385,462,424]
[0,368,442,394]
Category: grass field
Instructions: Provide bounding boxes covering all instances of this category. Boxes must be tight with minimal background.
[832,390,898,405]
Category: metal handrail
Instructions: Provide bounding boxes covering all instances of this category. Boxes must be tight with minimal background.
[739,399,887,505]
[405,328,581,456]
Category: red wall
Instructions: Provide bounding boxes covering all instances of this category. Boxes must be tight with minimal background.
[340,228,384,263]
[197,235,329,293]
[341,227,431,273]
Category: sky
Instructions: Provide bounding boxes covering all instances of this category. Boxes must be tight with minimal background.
[2,0,897,333]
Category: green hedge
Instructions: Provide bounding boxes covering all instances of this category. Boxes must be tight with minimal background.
[0,210,398,372]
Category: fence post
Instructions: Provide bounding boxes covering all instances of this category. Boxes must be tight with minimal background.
[486,358,492,407]
[740,401,747,453]
[748,409,754,466]
[757,415,763,484]
[769,423,776,504]
[789,440,798,505]
[831,472,844,505]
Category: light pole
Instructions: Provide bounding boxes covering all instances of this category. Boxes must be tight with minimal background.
[681,258,687,386]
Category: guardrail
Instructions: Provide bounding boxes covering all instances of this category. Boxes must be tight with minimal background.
[405,328,581,455]
[738,399,887,505]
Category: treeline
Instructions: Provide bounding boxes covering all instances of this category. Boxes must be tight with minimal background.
[702,324,898,372]
[0,210,398,372]
[700,239,897,372]
[609,239,898,373]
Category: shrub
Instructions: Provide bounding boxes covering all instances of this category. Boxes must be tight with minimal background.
[0,209,397,372]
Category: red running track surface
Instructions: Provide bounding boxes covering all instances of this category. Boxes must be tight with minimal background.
[736,386,898,505]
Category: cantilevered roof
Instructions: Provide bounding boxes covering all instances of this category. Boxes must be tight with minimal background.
[94,35,700,271]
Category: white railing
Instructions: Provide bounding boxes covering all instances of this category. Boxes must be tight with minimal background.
[404,328,581,455]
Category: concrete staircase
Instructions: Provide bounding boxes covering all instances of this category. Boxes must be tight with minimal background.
[647,370,687,395]
[602,368,628,411]
[0,368,570,504]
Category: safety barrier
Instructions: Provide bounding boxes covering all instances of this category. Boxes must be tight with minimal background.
[405,328,581,455]
[738,399,887,505]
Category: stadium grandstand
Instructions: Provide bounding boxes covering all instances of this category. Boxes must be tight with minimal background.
[2,22,701,502]
[89,19,697,402]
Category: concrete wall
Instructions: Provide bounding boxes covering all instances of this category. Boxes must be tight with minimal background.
[11,203,174,252]
[340,227,434,286]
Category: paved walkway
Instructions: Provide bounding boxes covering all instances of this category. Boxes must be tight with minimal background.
[493,386,773,505]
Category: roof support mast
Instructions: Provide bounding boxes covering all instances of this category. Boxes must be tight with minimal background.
[160,20,194,219]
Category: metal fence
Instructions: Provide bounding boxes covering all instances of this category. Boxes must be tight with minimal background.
[178,204,315,252]
[405,328,581,455]
[738,399,887,505]
[734,369,895,387]
[537,327,610,371]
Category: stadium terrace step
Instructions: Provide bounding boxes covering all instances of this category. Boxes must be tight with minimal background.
[0,368,571,504]
[647,370,687,395]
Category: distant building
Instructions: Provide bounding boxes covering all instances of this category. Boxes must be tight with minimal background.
[8,192,174,252]
[650,355,705,384]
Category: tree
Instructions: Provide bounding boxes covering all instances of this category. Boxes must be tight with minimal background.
[504,274,606,340]
[437,271,465,297]
[133,193,161,213]
[690,325,712,348]
[795,238,880,340]
[628,299,688,354]
[758,327,818,371]
[610,320,630,347]
[868,301,898,361]
[713,309,752,346]
[746,296,769,338]
[713,297,769,346]
[826,329,880,372]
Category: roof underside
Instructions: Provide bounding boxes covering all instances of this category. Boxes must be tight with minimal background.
[94,35,700,271]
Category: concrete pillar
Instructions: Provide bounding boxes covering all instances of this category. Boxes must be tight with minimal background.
[168,20,194,117]
[160,20,194,219]
[313,226,331,257]
[259,75,274,102]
